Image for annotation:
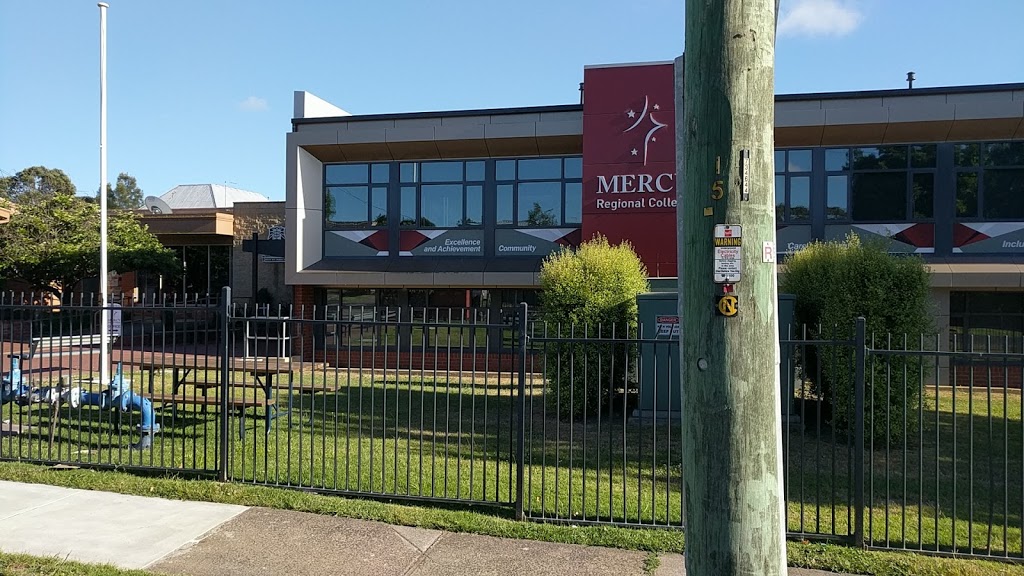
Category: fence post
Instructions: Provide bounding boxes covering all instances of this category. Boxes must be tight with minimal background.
[219,286,232,482]
[853,316,867,547]
[515,302,528,520]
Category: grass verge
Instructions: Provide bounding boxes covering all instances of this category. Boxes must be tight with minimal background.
[1,462,1023,576]
[0,551,149,576]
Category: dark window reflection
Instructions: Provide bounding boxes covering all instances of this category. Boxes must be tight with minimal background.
[956,173,979,218]
[852,172,906,220]
[852,146,908,170]
[986,142,1024,167]
[912,173,934,219]
[984,169,1024,219]
[955,144,980,167]
[911,145,937,168]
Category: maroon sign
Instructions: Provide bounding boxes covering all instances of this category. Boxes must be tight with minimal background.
[582,63,678,277]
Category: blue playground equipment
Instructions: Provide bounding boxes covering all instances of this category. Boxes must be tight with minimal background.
[0,355,31,407]
[2,358,159,449]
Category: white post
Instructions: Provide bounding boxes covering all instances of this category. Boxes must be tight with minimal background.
[99,2,110,386]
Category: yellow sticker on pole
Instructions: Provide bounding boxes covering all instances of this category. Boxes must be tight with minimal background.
[717,294,739,317]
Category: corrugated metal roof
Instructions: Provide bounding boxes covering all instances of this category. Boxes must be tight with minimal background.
[159,184,269,209]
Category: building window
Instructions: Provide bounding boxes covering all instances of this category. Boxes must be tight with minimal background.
[324,156,582,234]
[324,163,389,227]
[955,142,1024,219]
[950,291,1024,352]
[775,149,811,222]
[825,145,936,222]
[496,157,582,227]
[400,160,484,228]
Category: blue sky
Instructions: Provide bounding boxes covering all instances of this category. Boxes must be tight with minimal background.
[1,0,1022,202]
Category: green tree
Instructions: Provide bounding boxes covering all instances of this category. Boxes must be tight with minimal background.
[0,166,77,201]
[781,233,933,445]
[526,202,557,227]
[0,190,177,299]
[538,234,650,419]
[103,172,144,209]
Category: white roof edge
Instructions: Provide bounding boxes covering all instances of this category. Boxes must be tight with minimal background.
[294,91,351,119]
[584,60,677,70]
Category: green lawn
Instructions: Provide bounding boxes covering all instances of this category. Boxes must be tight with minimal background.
[2,366,1022,559]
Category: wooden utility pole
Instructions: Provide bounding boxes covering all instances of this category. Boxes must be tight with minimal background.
[676,0,785,574]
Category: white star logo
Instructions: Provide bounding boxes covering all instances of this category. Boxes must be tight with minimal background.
[626,110,636,119]
[623,95,667,166]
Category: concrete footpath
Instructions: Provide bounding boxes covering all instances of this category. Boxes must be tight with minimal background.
[0,480,854,575]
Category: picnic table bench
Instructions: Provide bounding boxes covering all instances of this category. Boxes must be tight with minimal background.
[27,334,114,358]
[111,353,317,436]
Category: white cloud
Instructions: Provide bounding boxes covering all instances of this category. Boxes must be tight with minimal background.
[239,96,269,112]
[778,0,863,38]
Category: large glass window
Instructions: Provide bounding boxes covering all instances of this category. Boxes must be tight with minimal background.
[324,163,389,227]
[826,144,935,222]
[775,149,812,222]
[950,291,1024,352]
[400,160,485,228]
[956,142,1024,219]
[323,156,583,234]
[496,157,583,227]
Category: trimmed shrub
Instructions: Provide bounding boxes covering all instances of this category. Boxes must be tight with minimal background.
[781,233,933,446]
[538,235,650,420]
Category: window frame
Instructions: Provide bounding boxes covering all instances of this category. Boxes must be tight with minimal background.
[323,163,390,229]
[824,145,937,223]
[954,141,1024,221]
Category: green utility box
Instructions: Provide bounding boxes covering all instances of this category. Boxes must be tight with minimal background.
[635,280,795,420]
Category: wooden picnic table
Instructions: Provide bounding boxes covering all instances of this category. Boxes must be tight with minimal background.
[110,351,305,435]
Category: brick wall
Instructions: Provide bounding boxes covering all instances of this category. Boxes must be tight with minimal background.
[232,201,288,306]
[311,349,526,372]
[953,361,1024,389]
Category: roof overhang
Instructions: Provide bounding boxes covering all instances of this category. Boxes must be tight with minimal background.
[139,212,234,239]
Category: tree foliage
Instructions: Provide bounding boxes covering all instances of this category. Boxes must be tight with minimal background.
[103,172,144,210]
[539,235,650,419]
[781,233,933,445]
[0,189,177,298]
[0,166,77,201]
[526,202,557,227]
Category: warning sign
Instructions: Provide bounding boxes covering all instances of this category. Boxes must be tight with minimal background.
[655,315,680,338]
[713,224,742,283]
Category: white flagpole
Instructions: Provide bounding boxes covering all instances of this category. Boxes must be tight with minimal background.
[99,2,110,386]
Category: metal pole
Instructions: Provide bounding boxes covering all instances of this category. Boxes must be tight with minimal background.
[219,285,232,482]
[515,302,528,520]
[853,316,867,546]
[251,231,259,309]
[98,2,110,387]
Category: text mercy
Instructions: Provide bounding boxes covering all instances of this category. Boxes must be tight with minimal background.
[596,173,675,194]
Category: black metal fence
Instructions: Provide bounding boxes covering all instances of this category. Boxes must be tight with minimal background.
[2,289,1023,561]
